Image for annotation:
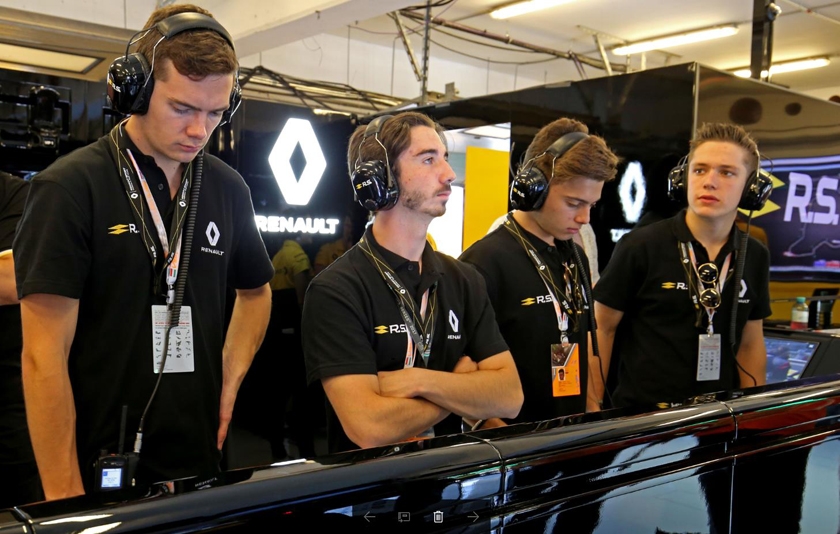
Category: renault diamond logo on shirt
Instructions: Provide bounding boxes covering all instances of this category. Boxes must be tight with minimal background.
[739,279,750,304]
[108,223,138,235]
[201,222,225,256]
[449,310,459,333]
[448,310,461,340]
[206,222,220,246]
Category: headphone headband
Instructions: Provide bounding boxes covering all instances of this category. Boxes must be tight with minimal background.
[351,115,399,212]
[510,131,589,211]
[667,144,772,211]
[155,12,235,48]
[107,11,241,121]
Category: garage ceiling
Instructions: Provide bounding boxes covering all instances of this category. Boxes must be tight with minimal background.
[0,0,838,97]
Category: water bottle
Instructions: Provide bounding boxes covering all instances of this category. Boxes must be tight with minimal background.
[790,297,809,330]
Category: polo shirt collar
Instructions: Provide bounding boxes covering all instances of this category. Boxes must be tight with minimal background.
[363,226,444,282]
[672,208,741,260]
[121,130,165,181]
[507,213,573,253]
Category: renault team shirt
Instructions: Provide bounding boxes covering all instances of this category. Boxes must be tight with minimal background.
[593,210,771,408]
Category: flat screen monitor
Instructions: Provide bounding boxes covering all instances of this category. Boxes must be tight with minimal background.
[764,336,821,384]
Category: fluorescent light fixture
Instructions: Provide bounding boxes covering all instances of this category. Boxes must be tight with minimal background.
[0,43,100,73]
[490,0,579,19]
[462,124,511,139]
[312,108,353,117]
[612,25,739,55]
[733,57,831,78]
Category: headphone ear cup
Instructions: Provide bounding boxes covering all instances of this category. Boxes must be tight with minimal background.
[107,53,151,115]
[510,167,549,212]
[221,79,242,125]
[351,160,398,211]
[739,168,773,211]
[667,163,687,203]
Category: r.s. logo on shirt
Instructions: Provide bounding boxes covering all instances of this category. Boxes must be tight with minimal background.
[108,223,139,235]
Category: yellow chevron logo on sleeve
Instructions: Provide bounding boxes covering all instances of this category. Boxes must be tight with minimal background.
[521,297,536,306]
[356,183,363,190]
[661,282,677,289]
[374,325,388,334]
[108,224,129,235]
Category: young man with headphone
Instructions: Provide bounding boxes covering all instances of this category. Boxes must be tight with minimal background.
[14,4,273,499]
[591,122,772,410]
[302,112,522,452]
[460,118,619,424]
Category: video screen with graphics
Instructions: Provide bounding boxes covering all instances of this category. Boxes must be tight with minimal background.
[764,336,820,384]
[757,155,840,282]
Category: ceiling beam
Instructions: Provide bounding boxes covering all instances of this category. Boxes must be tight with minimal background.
[191,0,419,58]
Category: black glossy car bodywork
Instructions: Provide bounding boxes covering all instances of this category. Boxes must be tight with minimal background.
[3,376,839,533]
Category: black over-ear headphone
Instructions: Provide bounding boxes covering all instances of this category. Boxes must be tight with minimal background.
[107,12,242,124]
[510,131,589,211]
[351,115,399,212]
[667,148,773,211]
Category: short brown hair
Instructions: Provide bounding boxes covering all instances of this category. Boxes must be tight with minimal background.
[136,4,238,82]
[523,118,619,184]
[689,122,759,173]
[346,112,446,181]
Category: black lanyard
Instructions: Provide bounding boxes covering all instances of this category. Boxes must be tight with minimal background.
[109,121,192,298]
[358,234,437,365]
[503,214,581,333]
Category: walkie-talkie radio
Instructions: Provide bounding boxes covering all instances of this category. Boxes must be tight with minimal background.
[94,405,139,491]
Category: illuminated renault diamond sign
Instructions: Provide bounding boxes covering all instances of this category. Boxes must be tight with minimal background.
[268,118,327,205]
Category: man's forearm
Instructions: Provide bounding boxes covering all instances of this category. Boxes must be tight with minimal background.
[414,366,522,421]
[737,346,766,388]
[736,320,767,388]
[0,253,19,305]
[218,285,271,448]
[587,333,613,410]
[222,285,271,389]
[345,395,449,449]
[23,349,84,500]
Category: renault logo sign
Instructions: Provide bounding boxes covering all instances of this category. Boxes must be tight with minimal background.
[268,118,327,205]
[618,161,646,224]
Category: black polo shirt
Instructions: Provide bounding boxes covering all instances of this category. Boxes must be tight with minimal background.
[1,172,32,465]
[594,209,771,408]
[302,227,509,452]
[460,222,591,423]
[13,133,274,488]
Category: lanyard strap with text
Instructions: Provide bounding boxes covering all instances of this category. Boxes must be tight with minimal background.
[358,236,437,367]
[109,121,192,301]
[503,215,577,335]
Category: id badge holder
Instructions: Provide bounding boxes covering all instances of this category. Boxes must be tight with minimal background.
[697,333,721,381]
[151,305,195,373]
[551,341,581,397]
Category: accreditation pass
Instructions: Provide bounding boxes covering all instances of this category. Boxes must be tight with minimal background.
[696,333,721,381]
[151,305,195,373]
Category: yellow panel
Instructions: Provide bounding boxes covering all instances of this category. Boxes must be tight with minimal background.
[463,146,509,250]
[769,281,840,321]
